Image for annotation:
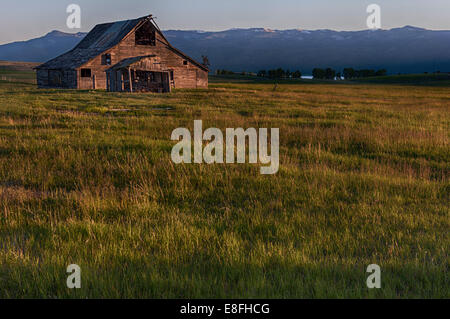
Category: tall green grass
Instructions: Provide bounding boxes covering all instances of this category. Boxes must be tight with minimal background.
[0,80,448,298]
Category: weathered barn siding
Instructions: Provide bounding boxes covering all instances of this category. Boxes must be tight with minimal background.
[36,70,49,87]
[36,16,208,91]
[37,69,77,88]
[63,70,78,88]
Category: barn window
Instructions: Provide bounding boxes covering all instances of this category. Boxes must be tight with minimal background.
[102,54,112,65]
[135,22,156,46]
[81,69,91,78]
[170,71,174,81]
[183,60,188,66]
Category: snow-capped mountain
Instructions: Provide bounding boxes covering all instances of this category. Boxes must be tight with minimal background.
[1,26,450,74]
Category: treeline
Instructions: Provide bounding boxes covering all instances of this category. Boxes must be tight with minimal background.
[216,67,388,80]
[312,67,388,80]
[215,69,302,79]
[257,69,302,79]
[312,68,337,80]
[342,68,387,79]
[216,69,237,75]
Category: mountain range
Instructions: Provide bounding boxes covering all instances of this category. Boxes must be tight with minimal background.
[1,26,450,74]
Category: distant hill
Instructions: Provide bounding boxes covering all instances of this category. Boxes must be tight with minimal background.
[0,31,86,64]
[1,26,450,74]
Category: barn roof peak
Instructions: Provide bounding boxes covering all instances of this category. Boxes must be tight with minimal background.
[36,15,155,70]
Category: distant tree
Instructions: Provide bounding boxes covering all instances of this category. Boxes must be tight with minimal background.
[325,68,336,80]
[292,70,302,79]
[267,69,281,79]
[343,68,356,79]
[312,68,326,79]
[375,69,387,76]
[342,68,388,79]
[218,69,235,75]
[201,55,210,68]
[264,68,298,79]
[257,70,267,77]
[276,68,285,78]
[286,69,291,79]
[336,72,342,80]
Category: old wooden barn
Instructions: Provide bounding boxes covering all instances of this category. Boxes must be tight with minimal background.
[35,15,209,92]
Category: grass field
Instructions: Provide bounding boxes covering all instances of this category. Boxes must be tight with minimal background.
[351,73,450,86]
[0,61,38,84]
[0,74,448,298]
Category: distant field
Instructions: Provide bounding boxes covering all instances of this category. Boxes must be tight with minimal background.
[210,74,339,85]
[0,76,448,298]
[0,60,40,71]
[351,73,450,86]
[0,61,38,84]
[211,73,450,86]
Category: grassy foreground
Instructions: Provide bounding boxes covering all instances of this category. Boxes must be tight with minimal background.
[0,78,448,298]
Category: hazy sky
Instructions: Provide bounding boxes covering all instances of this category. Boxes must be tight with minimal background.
[1,0,449,44]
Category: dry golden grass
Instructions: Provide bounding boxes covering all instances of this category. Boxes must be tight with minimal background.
[0,79,448,298]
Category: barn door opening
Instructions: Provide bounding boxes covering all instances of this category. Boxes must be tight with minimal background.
[133,70,170,93]
[79,68,93,89]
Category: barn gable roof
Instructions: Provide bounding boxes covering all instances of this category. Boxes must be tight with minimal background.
[77,18,143,50]
[36,15,208,72]
[36,17,144,70]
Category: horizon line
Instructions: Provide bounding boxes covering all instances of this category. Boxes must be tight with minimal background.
[2,24,450,46]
